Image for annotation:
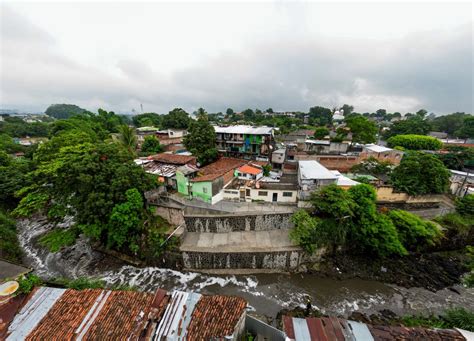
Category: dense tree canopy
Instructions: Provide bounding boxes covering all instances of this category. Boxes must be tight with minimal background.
[385,116,430,138]
[0,116,50,137]
[387,134,443,150]
[391,152,450,195]
[161,108,191,129]
[345,115,378,144]
[313,127,330,139]
[183,109,218,166]
[45,104,86,119]
[132,113,162,128]
[140,135,163,155]
[430,112,468,136]
[308,106,332,126]
[437,146,474,171]
[456,116,474,140]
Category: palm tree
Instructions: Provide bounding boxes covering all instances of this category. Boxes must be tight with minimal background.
[117,125,137,155]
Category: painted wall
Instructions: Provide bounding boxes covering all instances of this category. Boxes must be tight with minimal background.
[190,181,213,203]
[176,171,189,195]
[247,188,297,203]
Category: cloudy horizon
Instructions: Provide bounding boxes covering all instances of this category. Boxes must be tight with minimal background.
[1,1,473,115]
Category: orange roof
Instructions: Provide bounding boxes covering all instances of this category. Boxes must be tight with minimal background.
[199,157,247,176]
[237,165,262,175]
[150,153,196,165]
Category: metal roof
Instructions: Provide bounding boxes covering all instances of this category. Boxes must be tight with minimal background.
[363,144,394,153]
[214,125,273,135]
[330,170,360,187]
[305,139,330,145]
[298,160,337,180]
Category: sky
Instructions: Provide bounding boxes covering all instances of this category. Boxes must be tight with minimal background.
[1,0,473,115]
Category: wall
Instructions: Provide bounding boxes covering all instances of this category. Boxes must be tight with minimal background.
[153,205,185,226]
[184,212,293,233]
[176,171,189,195]
[246,188,297,203]
[182,250,302,270]
[190,181,213,203]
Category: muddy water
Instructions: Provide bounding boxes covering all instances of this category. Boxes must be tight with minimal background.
[17,218,474,319]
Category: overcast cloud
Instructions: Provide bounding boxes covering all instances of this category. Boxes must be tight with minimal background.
[1,1,472,114]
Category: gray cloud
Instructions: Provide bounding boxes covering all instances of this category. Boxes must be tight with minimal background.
[1,5,472,115]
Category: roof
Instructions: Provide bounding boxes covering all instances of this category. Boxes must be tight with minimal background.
[198,157,247,176]
[364,144,394,153]
[3,287,246,340]
[333,114,345,121]
[140,161,179,178]
[305,139,330,145]
[237,165,263,175]
[191,173,223,182]
[214,125,273,135]
[330,170,360,187]
[177,164,199,176]
[283,316,466,341]
[298,160,337,180]
[150,153,196,165]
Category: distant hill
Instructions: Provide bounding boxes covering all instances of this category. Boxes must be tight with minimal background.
[45,104,86,119]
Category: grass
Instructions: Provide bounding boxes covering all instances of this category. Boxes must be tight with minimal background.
[38,228,78,252]
[401,308,474,332]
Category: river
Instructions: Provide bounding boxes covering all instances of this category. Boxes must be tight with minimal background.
[17,218,474,319]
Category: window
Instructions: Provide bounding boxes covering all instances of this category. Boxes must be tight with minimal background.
[246,189,250,196]
[283,192,293,197]
[203,187,208,193]
[258,191,268,196]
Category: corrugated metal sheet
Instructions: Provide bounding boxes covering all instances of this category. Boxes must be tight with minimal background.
[7,287,66,340]
[347,320,374,341]
[153,290,190,339]
[293,317,312,341]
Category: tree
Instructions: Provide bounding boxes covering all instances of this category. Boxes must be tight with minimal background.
[14,142,154,251]
[391,152,450,195]
[345,115,377,144]
[162,108,191,129]
[350,156,394,177]
[309,106,332,126]
[266,108,274,113]
[387,134,443,150]
[225,108,234,116]
[45,104,85,119]
[455,194,474,217]
[430,112,467,135]
[183,109,218,166]
[341,104,354,116]
[385,116,431,138]
[116,125,137,155]
[455,116,474,140]
[416,109,428,118]
[140,135,163,155]
[313,127,330,139]
[132,113,162,128]
[0,152,32,209]
[437,146,474,170]
[387,210,441,251]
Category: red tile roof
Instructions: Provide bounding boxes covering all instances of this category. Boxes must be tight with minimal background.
[190,173,223,182]
[237,165,262,175]
[186,295,247,340]
[150,153,196,165]
[199,157,247,176]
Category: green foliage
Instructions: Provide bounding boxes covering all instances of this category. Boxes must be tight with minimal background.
[391,152,450,195]
[116,125,138,155]
[107,188,144,252]
[313,127,329,139]
[183,110,218,166]
[310,184,355,220]
[45,103,86,119]
[38,229,78,252]
[63,277,106,290]
[430,112,469,136]
[434,213,472,236]
[13,191,50,217]
[0,116,50,137]
[162,108,191,129]
[385,116,430,138]
[18,274,43,294]
[0,153,32,209]
[289,210,320,254]
[350,157,393,177]
[345,115,377,144]
[455,194,474,217]
[141,135,163,155]
[386,210,441,251]
[401,308,474,331]
[437,146,474,170]
[132,113,162,128]
[0,211,23,263]
[387,134,443,150]
[262,164,272,176]
[308,106,332,126]
[455,116,474,139]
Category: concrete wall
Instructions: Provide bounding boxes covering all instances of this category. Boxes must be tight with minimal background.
[153,205,185,226]
[246,188,297,203]
[184,212,293,233]
[182,250,302,270]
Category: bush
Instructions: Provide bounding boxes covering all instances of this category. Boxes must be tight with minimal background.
[401,308,474,331]
[289,210,320,254]
[455,194,474,217]
[387,210,442,251]
[18,274,43,294]
[38,229,78,252]
[434,213,472,236]
[387,134,443,150]
[140,135,163,155]
[64,277,106,290]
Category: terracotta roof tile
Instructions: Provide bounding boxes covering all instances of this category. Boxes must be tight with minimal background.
[237,165,262,175]
[186,295,246,340]
[150,153,196,165]
[198,157,247,176]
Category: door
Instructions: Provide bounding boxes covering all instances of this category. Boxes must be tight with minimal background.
[272,193,278,202]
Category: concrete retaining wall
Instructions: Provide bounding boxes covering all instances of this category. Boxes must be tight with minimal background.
[153,205,184,226]
[184,213,293,233]
[182,250,302,270]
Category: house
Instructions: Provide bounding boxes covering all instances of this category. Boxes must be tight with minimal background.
[304,140,349,154]
[136,153,197,188]
[236,164,263,181]
[136,126,159,142]
[214,125,275,159]
[272,148,286,169]
[176,164,200,196]
[298,160,337,200]
[362,144,404,164]
[449,169,474,197]
[183,157,247,204]
[2,286,247,340]
[330,170,360,189]
[223,173,298,203]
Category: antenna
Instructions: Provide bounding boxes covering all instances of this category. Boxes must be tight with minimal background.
[140,103,144,113]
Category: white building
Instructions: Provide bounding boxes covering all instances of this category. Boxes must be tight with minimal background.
[298,160,337,200]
